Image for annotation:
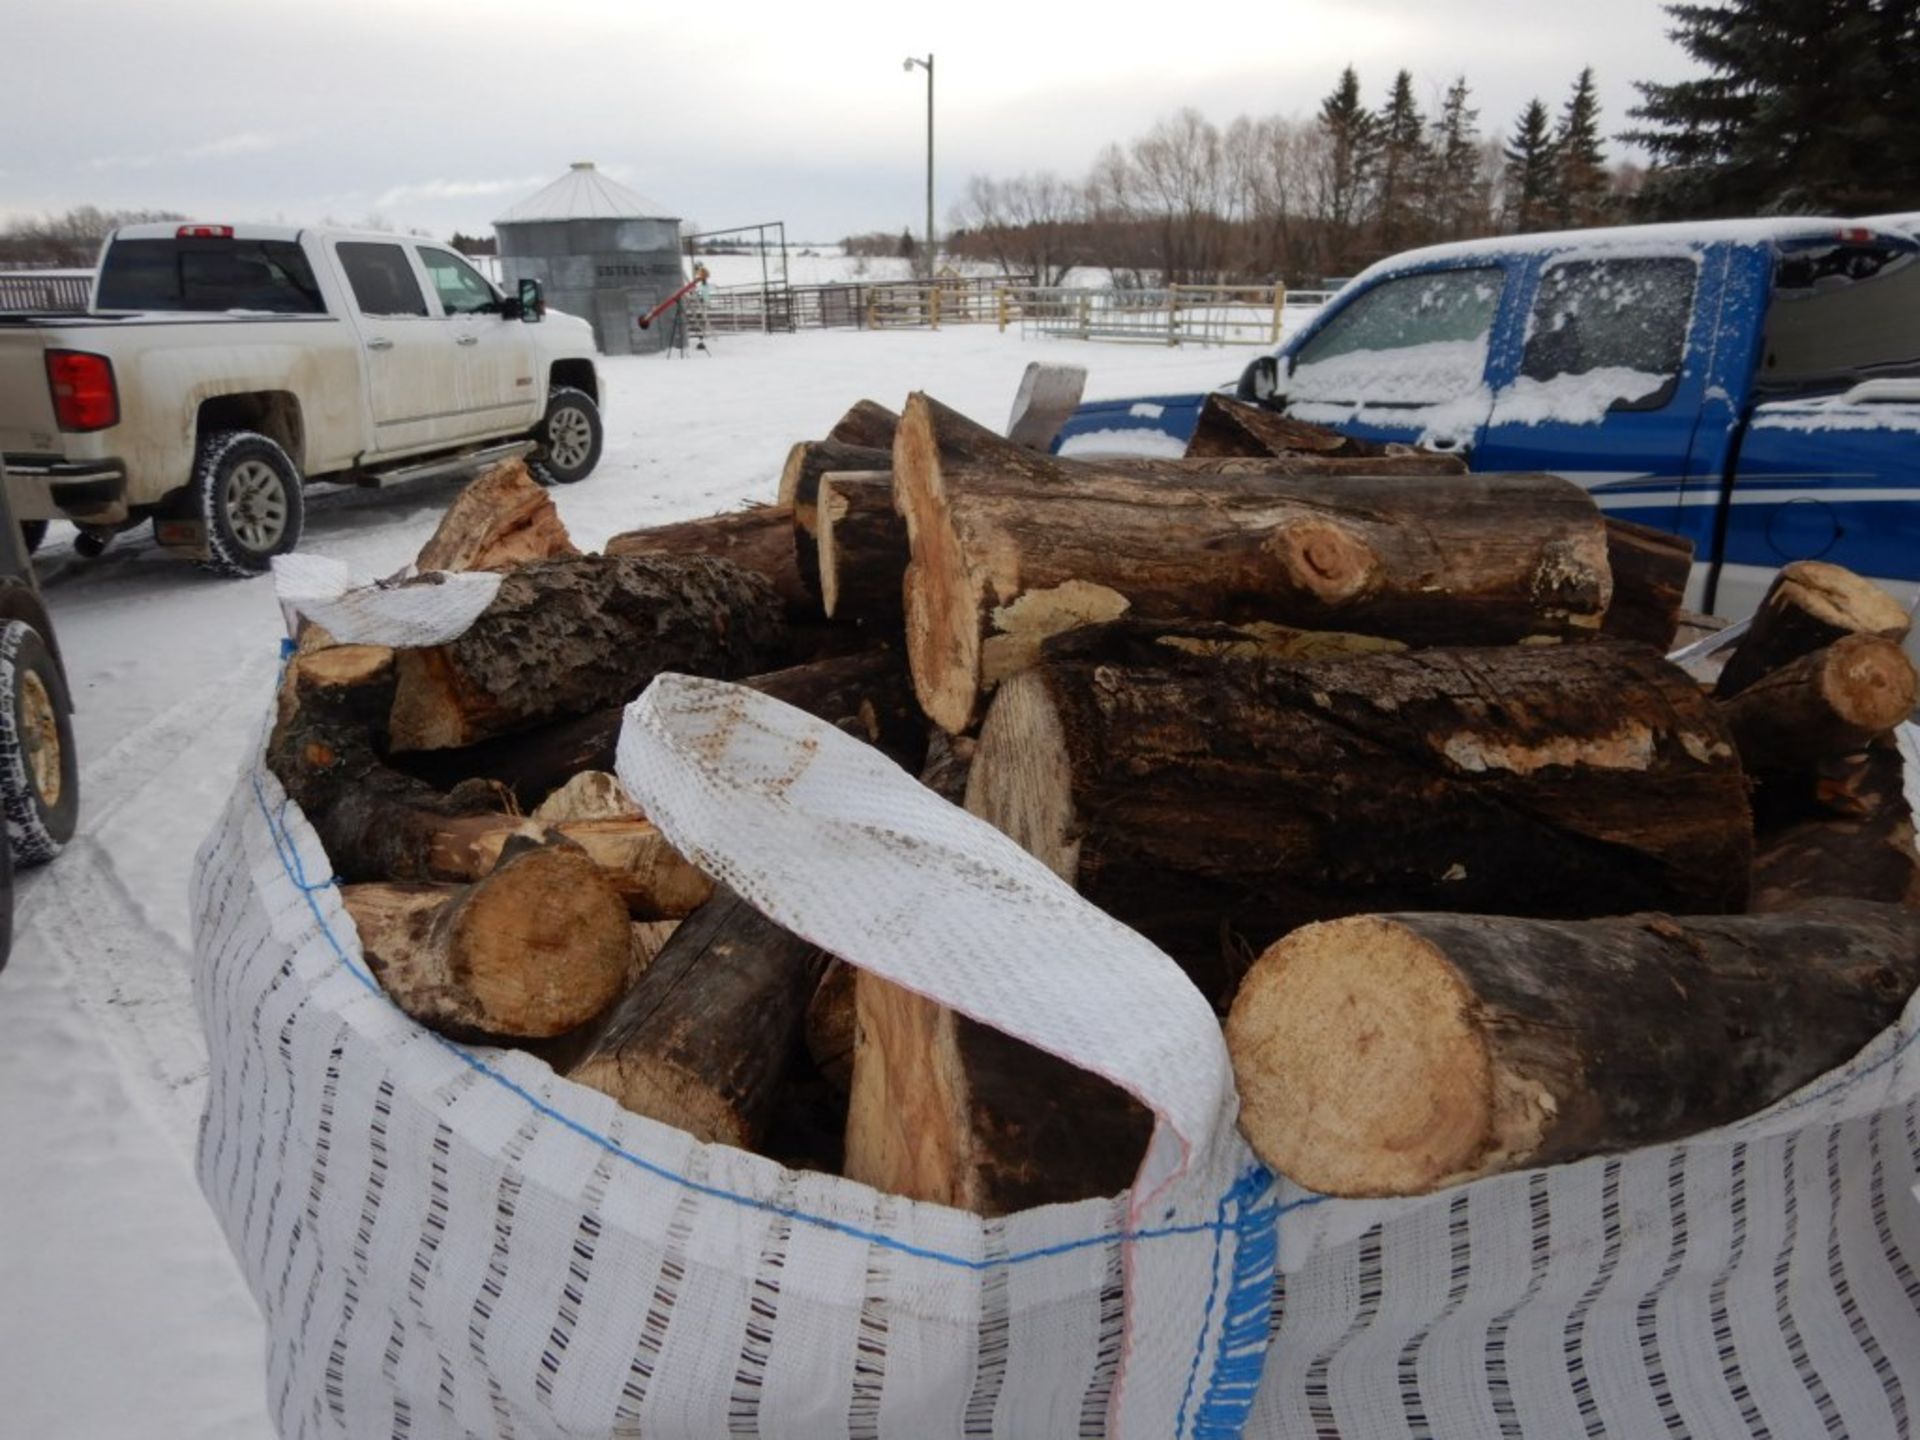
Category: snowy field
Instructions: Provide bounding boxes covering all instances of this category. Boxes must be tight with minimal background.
[0,326,1246,1439]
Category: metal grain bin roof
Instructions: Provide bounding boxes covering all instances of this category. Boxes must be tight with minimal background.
[496,162,671,223]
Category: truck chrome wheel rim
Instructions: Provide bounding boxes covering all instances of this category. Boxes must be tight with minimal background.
[20,670,61,807]
[546,406,593,471]
[224,460,289,551]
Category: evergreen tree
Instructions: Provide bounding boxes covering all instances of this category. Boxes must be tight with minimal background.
[1429,76,1488,241]
[1315,65,1381,272]
[1626,0,1919,216]
[1374,70,1429,252]
[1555,68,1611,227]
[1503,98,1560,232]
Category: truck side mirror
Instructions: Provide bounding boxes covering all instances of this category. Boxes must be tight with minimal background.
[517,278,545,323]
[1237,354,1280,405]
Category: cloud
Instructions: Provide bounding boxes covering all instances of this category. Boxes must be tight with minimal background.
[373,175,553,208]
[184,131,282,160]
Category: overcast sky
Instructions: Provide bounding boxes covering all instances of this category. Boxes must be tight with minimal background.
[5,0,1698,242]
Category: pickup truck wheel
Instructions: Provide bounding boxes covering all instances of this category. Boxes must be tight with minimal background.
[528,386,603,485]
[194,430,305,577]
[18,521,46,556]
[0,619,78,867]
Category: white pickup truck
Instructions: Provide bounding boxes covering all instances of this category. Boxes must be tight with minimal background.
[0,223,604,574]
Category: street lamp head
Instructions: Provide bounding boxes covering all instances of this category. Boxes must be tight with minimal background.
[902,57,915,71]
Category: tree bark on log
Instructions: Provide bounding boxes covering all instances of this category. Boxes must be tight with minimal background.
[1183,393,1387,457]
[825,398,900,450]
[1601,518,1694,650]
[1751,743,1920,911]
[844,741,1152,1216]
[415,459,577,573]
[342,844,633,1039]
[1225,900,1920,1196]
[601,506,815,619]
[894,391,1612,732]
[967,640,1752,1007]
[1715,561,1912,697]
[565,886,829,1149]
[386,555,787,752]
[805,961,856,1094]
[818,471,907,627]
[1715,634,1916,773]
[390,645,926,802]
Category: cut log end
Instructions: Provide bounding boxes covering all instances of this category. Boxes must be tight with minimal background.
[1780,560,1913,639]
[1226,916,1495,1196]
[1817,633,1918,731]
[449,847,633,1035]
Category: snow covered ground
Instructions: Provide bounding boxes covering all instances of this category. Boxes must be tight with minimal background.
[0,326,1246,1438]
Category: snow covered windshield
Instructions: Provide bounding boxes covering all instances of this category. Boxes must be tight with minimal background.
[1761,241,1920,394]
[1288,267,1502,406]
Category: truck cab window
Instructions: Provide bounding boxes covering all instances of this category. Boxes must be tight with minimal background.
[419,248,498,316]
[95,239,326,314]
[337,242,429,318]
[1520,256,1696,410]
[1289,267,1504,406]
[1762,243,1920,394]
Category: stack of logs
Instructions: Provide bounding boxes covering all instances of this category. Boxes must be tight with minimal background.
[270,391,1920,1210]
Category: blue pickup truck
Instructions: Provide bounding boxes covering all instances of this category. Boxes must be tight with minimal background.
[1054,217,1920,627]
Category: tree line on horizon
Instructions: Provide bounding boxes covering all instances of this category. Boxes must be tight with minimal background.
[922,0,1920,288]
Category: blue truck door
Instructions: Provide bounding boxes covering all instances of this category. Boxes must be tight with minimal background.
[1698,228,1920,619]
[1280,261,1514,451]
[1472,245,1724,539]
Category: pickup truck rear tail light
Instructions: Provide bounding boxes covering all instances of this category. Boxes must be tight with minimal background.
[46,350,120,432]
[176,224,235,239]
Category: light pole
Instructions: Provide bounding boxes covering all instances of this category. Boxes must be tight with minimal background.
[902,52,934,277]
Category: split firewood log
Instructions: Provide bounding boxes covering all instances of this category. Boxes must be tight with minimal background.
[386,554,786,752]
[844,739,1152,1216]
[1715,634,1916,773]
[342,843,632,1039]
[532,770,639,823]
[1601,518,1694,651]
[424,812,712,918]
[601,505,813,618]
[1751,743,1920,911]
[825,398,900,450]
[818,471,905,628]
[1715,561,1912,697]
[1225,900,1920,1197]
[415,459,577,573]
[967,638,1752,1006]
[778,440,890,600]
[389,645,925,804]
[893,391,1612,732]
[1183,393,1388,457]
[566,886,830,1149]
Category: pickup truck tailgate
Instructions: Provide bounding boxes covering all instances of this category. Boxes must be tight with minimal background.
[0,326,59,454]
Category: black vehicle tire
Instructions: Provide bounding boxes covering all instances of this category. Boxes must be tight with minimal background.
[527,385,603,485]
[0,619,78,867]
[193,429,305,577]
[19,520,46,555]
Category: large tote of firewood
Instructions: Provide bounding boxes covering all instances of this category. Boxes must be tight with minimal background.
[270,395,1920,1214]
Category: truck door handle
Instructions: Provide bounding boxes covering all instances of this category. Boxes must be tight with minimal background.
[455,334,479,346]
[366,337,394,352]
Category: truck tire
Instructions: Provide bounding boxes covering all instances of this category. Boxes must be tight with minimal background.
[193,430,305,577]
[0,619,78,867]
[19,520,46,555]
[528,386,603,485]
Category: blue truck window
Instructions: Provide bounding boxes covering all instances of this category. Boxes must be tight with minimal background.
[1289,267,1503,407]
[1520,257,1697,411]
[1762,243,1920,394]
